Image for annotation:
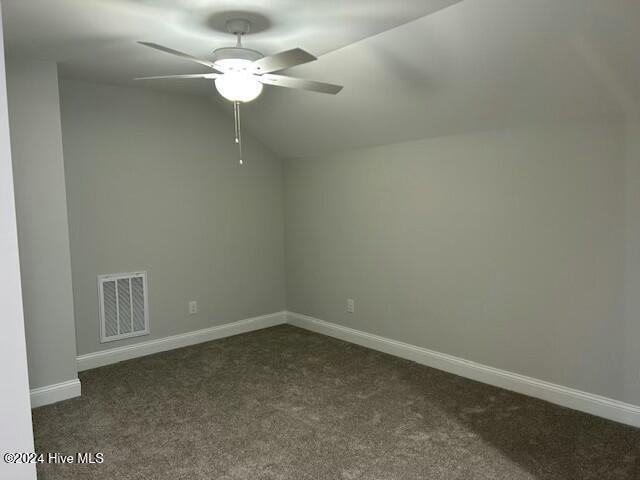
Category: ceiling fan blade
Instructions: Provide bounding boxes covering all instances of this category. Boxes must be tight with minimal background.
[259,74,343,95]
[251,48,317,74]
[137,42,221,72]
[134,73,219,81]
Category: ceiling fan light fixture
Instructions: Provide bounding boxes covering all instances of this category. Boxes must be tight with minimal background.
[215,71,263,103]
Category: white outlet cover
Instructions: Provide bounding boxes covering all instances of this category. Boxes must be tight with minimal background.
[347,299,355,313]
[189,301,198,315]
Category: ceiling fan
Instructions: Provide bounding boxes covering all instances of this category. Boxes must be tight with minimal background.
[136,18,343,165]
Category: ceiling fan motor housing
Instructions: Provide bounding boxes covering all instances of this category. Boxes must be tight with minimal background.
[212,47,263,69]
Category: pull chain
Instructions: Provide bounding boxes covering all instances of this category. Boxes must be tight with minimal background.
[233,101,243,165]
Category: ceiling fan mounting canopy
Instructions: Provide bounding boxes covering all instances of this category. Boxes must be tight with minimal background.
[225,18,252,36]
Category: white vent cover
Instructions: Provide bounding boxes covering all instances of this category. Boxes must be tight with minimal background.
[98,271,149,343]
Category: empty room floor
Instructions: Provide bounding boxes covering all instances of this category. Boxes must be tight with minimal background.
[33,325,640,480]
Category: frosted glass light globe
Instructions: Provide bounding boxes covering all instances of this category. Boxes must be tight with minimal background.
[215,72,263,103]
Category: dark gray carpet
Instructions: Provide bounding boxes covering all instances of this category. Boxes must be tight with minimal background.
[33,325,640,479]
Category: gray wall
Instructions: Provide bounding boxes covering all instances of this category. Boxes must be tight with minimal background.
[59,79,286,356]
[8,64,635,410]
[6,60,78,389]
[284,121,635,404]
[623,120,640,404]
[0,5,37,476]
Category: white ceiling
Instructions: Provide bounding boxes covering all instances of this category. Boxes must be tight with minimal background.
[1,0,460,89]
[3,0,639,157]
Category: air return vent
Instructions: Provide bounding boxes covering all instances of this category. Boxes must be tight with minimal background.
[98,271,149,343]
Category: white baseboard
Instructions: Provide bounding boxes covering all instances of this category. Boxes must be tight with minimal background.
[30,379,81,408]
[68,308,640,427]
[77,311,287,371]
[287,312,640,428]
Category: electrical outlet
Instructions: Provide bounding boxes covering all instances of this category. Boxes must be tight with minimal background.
[188,301,198,315]
[347,298,355,313]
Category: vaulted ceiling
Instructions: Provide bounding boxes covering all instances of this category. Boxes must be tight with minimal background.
[3,0,639,157]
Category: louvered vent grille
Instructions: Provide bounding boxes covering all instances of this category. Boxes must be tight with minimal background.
[98,272,149,343]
